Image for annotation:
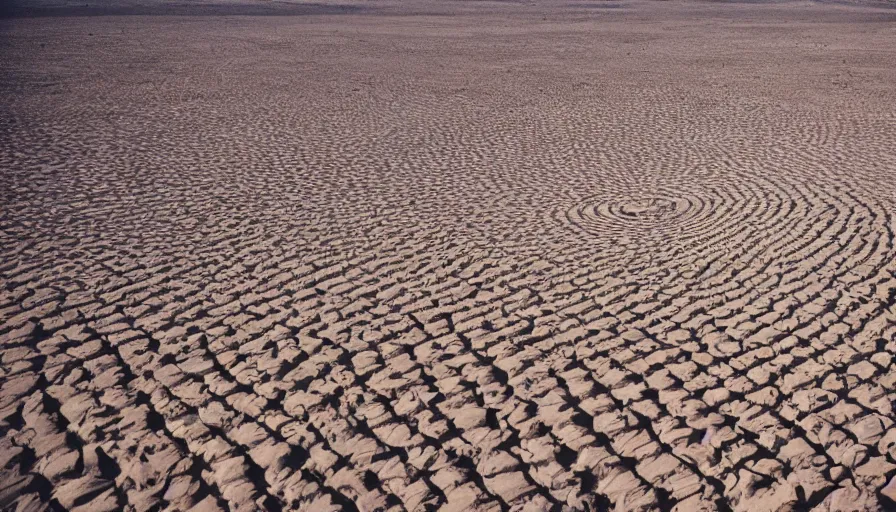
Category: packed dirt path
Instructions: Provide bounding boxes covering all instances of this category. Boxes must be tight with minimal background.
[2,0,896,510]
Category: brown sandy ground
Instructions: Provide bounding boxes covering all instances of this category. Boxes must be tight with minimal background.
[2,0,896,510]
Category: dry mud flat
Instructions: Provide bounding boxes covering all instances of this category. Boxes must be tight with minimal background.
[2,0,896,510]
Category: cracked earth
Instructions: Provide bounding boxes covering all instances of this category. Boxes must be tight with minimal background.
[2,0,896,511]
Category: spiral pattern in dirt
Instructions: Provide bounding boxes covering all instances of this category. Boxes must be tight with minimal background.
[3,1,896,512]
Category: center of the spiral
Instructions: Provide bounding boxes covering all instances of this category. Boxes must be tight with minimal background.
[617,198,677,218]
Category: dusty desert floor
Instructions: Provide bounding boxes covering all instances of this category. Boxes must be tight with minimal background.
[2,0,896,510]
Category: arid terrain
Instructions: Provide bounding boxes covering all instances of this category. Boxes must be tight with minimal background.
[2,0,896,510]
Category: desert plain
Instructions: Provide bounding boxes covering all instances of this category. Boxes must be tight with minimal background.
[2,0,896,510]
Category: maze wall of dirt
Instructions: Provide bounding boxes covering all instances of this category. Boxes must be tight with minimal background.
[2,0,896,510]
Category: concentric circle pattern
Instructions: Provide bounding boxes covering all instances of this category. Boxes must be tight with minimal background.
[2,1,896,512]
[567,190,708,239]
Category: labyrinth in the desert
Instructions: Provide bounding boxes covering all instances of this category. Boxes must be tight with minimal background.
[2,0,896,511]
